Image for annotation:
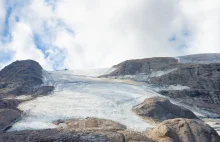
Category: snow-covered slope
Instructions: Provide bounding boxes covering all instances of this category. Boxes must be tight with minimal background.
[10,70,160,131]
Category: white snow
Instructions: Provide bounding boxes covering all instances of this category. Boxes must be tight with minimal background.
[10,70,158,132]
[148,68,177,77]
[60,68,116,77]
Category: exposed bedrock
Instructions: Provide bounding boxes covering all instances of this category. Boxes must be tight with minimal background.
[0,60,54,133]
[134,97,198,122]
[103,56,220,115]
[159,90,220,116]
[0,60,54,97]
[102,57,178,76]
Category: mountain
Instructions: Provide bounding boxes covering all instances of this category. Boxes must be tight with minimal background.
[102,54,220,115]
[0,60,53,98]
[1,55,220,141]
[0,60,53,132]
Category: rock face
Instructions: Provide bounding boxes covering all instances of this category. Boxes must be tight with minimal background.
[150,63,220,91]
[0,60,54,97]
[147,118,220,142]
[0,60,54,133]
[103,57,178,76]
[103,55,220,115]
[159,90,220,116]
[134,97,198,122]
[0,118,153,142]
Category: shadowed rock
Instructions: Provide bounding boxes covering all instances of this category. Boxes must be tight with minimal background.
[159,90,220,116]
[102,57,178,77]
[0,109,21,132]
[147,118,220,142]
[134,97,198,122]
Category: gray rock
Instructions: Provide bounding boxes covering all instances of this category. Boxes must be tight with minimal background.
[101,57,178,77]
[134,97,198,122]
[0,60,51,97]
[159,90,220,115]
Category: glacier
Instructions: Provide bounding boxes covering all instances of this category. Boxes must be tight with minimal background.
[9,69,220,134]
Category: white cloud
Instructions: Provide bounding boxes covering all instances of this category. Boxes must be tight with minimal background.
[0,0,5,34]
[0,0,220,70]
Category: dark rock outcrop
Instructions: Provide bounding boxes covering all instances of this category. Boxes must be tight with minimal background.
[0,60,46,97]
[0,108,21,132]
[147,118,220,142]
[102,57,178,76]
[134,97,198,122]
[0,60,54,133]
[103,55,220,115]
[159,90,220,115]
[150,63,220,91]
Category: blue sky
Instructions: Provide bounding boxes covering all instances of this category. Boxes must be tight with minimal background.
[0,0,220,70]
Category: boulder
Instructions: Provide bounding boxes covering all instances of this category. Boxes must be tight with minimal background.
[134,97,198,122]
[147,118,220,142]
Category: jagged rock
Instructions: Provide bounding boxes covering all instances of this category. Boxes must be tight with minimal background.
[103,56,220,115]
[134,97,198,122]
[147,118,220,142]
[102,57,178,76]
[0,108,21,132]
[158,90,220,115]
[150,63,220,91]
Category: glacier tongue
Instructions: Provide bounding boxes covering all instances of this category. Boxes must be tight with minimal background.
[10,70,159,131]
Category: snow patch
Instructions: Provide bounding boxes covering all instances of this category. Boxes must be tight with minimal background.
[149,68,177,77]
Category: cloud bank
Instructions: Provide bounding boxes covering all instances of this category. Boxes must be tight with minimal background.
[0,0,220,70]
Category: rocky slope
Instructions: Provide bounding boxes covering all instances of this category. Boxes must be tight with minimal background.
[102,54,220,115]
[0,60,53,132]
[0,60,53,97]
